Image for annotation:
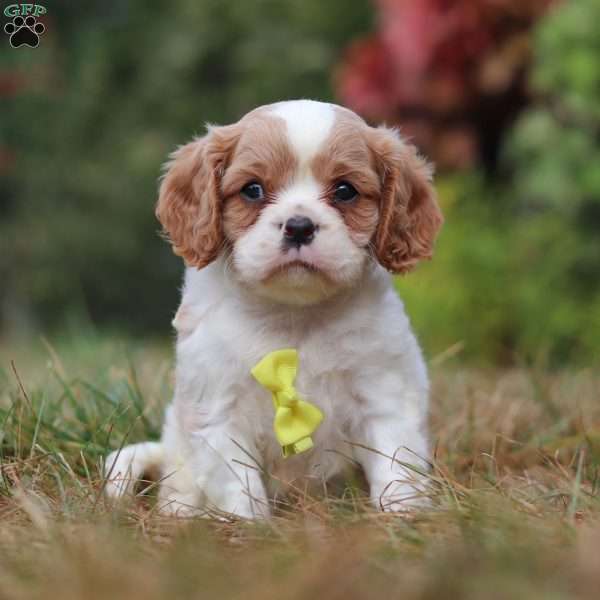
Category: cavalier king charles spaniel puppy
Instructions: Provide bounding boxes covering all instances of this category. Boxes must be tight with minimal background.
[105,99,443,517]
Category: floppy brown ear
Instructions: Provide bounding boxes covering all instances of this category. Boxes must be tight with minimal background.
[155,125,239,268]
[370,127,443,274]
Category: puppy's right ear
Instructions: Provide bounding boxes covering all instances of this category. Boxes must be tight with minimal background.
[156,125,239,268]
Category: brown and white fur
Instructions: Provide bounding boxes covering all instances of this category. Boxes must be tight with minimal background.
[105,100,443,517]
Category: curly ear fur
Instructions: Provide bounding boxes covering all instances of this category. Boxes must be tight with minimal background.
[370,127,443,274]
[155,125,239,268]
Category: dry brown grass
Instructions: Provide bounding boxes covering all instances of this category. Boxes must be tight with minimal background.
[1,336,599,599]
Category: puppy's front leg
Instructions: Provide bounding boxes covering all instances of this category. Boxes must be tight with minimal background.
[353,411,430,512]
[191,422,270,519]
[351,371,430,512]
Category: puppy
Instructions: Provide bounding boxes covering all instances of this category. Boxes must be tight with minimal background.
[105,100,443,517]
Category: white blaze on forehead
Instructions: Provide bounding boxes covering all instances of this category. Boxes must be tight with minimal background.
[270,100,335,166]
[276,176,322,215]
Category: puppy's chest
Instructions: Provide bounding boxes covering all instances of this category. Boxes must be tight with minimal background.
[228,321,366,432]
[242,340,361,432]
[178,302,374,431]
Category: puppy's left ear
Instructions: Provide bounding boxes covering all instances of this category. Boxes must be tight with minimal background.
[369,127,443,274]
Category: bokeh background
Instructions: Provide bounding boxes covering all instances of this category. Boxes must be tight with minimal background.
[2,0,598,365]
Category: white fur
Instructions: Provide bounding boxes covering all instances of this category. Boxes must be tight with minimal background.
[270,99,335,168]
[105,100,431,517]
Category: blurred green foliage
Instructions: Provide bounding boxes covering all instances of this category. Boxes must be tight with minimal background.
[399,0,600,364]
[1,0,598,365]
[503,0,600,362]
[1,0,372,333]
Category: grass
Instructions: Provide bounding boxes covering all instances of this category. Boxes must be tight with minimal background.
[1,334,600,599]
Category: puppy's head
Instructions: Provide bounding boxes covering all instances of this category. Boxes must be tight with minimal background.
[156,100,442,305]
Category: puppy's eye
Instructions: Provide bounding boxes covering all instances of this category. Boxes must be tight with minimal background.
[333,181,358,203]
[241,182,265,202]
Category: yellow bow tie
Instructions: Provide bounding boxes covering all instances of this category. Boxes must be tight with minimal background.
[251,349,324,458]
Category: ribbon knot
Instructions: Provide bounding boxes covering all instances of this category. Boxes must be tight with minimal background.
[279,387,296,407]
[251,349,324,457]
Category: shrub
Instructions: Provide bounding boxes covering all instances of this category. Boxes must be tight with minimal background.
[400,0,600,365]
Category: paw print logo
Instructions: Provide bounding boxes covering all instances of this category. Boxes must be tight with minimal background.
[4,15,45,48]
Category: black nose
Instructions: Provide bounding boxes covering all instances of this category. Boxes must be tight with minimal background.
[283,216,316,246]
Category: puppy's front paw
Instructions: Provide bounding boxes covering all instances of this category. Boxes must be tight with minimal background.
[200,480,270,520]
[371,479,431,513]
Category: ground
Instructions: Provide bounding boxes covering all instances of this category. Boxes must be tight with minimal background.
[0,334,599,600]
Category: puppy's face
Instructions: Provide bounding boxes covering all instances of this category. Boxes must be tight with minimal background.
[157,100,442,305]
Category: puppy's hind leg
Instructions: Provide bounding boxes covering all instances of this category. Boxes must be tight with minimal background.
[104,441,163,500]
